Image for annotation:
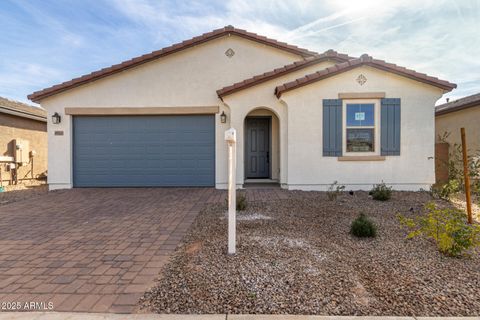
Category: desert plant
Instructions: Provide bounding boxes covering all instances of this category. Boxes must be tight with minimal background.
[437,131,451,144]
[430,179,461,200]
[370,183,392,201]
[236,192,247,211]
[441,141,480,198]
[224,191,247,211]
[398,202,480,257]
[326,181,345,201]
[350,213,377,238]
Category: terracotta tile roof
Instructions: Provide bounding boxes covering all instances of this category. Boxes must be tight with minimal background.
[275,54,457,98]
[0,96,46,121]
[28,26,317,103]
[217,49,354,98]
[435,92,480,116]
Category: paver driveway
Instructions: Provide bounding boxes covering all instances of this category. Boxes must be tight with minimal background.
[0,188,226,313]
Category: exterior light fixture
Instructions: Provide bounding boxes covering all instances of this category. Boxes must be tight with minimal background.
[220,111,227,123]
[52,112,61,124]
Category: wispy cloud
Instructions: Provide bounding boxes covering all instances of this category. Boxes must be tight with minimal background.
[0,62,63,104]
[0,0,479,104]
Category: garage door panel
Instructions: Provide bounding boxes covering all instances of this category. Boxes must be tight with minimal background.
[73,115,215,187]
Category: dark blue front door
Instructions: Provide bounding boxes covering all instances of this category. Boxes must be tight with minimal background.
[245,117,270,179]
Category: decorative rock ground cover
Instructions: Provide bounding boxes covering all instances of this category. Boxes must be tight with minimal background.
[140,191,480,316]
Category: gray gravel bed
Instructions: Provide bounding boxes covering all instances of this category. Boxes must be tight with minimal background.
[140,191,480,316]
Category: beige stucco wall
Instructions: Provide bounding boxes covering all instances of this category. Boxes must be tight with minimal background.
[0,114,47,183]
[281,65,444,190]
[221,61,336,187]
[39,35,303,190]
[38,33,446,191]
[435,105,480,153]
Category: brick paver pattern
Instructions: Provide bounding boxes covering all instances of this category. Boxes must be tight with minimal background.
[0,187,289,313]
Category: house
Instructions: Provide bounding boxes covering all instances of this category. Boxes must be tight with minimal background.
[28,26,456,191]
[0,96,47,185]
[436,93,480,152]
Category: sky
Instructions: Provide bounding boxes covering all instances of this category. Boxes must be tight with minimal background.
[0,0,479,106]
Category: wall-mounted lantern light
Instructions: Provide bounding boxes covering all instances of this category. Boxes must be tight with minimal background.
[52,112,61,124]
[220,111,227,124]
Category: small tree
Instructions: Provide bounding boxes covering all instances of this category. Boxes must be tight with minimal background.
[399,202,480,257]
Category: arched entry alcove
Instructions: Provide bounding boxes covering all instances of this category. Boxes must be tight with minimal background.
[244,107,280,183]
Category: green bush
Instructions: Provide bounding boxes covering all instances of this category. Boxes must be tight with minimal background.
[326,180,345,201]
[398,202,480,257]
[350,213,377,238]
[370,183,392,201]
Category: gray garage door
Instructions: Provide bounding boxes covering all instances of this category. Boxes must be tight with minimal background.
[73,115,215,187]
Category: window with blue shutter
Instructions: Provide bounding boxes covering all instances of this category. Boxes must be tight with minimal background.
[323,99,342,156]
[380,98,401,156]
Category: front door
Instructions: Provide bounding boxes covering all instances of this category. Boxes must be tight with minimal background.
[245,117,270,178]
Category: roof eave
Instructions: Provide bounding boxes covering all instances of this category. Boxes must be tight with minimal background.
[0,106,47,122]
[217,56,350,98]
[28,27,317,103]
[436,101,480,116]
[275,61,456,98]
[363,62,457,92]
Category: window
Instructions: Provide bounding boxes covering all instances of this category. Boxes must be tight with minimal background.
[345,103,376,153]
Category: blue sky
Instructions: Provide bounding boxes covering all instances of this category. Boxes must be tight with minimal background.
[1,0,479,105]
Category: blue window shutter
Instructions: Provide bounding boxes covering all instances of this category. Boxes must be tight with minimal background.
[323,99,343,156]
[381,98,401,156]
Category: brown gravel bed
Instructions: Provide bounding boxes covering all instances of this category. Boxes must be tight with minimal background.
[140,191,480,316]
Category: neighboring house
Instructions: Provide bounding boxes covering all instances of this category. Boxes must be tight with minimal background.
[0,96,47,184]
[435,93,480,153]
[28,26,456,191]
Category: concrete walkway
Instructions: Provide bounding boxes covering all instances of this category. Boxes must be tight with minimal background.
[0,313,478,319]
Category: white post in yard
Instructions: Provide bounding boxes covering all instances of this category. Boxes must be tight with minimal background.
[225,128,237,255]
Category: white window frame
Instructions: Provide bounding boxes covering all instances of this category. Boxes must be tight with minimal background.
[342,99,381,156]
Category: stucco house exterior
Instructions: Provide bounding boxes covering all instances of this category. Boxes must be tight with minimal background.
[0,96,47,185]
[28,26,456,191]
[436,93,480,152]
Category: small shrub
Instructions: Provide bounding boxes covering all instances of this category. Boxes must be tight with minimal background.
[370,183,392,201]
[236,192,247,211]
[398,202,480,257]
[326,181,345,201]
[350,213,377,238]
[430,179,461,200]
[224,191,247,211]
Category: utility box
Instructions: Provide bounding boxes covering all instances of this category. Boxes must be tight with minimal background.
[13,139,30,166]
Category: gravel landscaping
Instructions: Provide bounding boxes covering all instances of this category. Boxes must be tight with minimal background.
[140,191,480,316]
